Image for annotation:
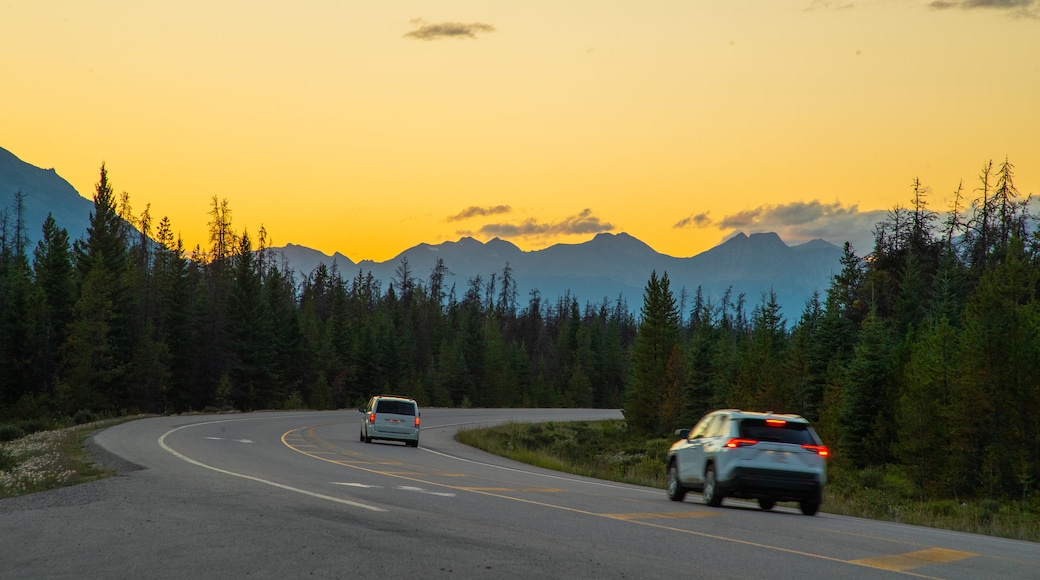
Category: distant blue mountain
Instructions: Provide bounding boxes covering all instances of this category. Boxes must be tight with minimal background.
[2,145,842,317]
[0,146,94,250]
[277,231,843,318]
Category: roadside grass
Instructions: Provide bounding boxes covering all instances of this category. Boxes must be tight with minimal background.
[458,420,1040,543]
[0,418,136,499]
[457,419,669,489]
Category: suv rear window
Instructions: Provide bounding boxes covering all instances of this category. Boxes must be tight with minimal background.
[375,400,416,416]
[738,419,814,445]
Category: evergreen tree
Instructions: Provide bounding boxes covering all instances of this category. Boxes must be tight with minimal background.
[896,316,958,495]
[625,271,680,435]
[840,308,895,469]
[0,193,34,412]
[30,215,76,407]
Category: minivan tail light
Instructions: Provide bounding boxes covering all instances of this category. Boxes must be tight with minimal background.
[802,444,829,457]
[725,438,758,448]
[414,416,421,428]
[368,413,376,424]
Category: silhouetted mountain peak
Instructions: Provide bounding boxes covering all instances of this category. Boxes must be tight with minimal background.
[1,146,94,249]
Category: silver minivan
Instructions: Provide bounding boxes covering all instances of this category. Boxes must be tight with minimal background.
[359,395,421,447]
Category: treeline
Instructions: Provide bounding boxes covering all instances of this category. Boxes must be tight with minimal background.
[1,160,1038,502]
[624,159,1039,502]
[0,165,634,420]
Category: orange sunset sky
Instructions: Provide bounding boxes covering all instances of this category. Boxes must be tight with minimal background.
[3,1,1038,262]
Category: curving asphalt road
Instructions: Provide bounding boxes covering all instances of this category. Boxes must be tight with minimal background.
[1,409,1038,579]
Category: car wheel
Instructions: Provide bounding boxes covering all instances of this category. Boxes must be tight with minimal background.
[758,498,776,511]
[360,429,365,442]
[667,463,687,502]
[408,440,419,448]
[703,465,723,507]
[799,500,820,516]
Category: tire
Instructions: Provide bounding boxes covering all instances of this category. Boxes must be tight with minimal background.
[667,463,687,502]
[758,498,776,511]
[360,429,365,442]
[703,465,723,507]
[799,501,820,516]
[408,440,419,448]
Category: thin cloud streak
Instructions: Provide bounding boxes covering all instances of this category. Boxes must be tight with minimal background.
[446,205,512,222]
[676,200,886,253]
[404,21,496,41]
[929,0,1040,17]
[458,209,615,241]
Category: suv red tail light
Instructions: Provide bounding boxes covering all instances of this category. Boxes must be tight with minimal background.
[725,438,758,448]
[802,444,829,457]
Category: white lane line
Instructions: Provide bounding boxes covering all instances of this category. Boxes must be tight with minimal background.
[158,418,386,512]
[396,485,456,497]
[331,482,380,488]
[203,437,254,443]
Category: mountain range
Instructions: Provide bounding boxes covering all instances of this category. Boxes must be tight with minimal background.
[2,145,842,316]
[274,232,841,316]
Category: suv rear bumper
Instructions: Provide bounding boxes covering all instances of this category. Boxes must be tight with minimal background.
[721,467,823,502]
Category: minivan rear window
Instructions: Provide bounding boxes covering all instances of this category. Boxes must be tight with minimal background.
[375,400,416,416]
[739,419,814,444]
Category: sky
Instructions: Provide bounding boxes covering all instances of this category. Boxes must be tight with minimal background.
[3,0,1039,262]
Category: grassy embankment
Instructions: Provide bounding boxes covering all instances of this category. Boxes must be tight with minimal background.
[457,419,1040,543]
[0,417,134,499]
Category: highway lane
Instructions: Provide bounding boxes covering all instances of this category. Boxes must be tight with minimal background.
[2,409,1038,579]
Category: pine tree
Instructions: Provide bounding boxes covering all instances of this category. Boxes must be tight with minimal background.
[30,215,76,406]
[625,271,680,435]
[0,192,34,412]
[896,316,958,495]
[840,308,895,469]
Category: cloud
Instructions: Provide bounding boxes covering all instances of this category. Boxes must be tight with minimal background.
[928,0,1040,17]
[673,213,713,229]
[804,0,856,11]
[680,200,887,253]
[446,205,512,222]
[459,208,615,241]
[404,20,496,41]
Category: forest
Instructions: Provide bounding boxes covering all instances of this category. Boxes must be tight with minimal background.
[1,160,1038,504]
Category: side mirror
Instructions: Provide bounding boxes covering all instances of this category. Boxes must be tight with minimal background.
[675,428,690,440]
[358,407,366,413]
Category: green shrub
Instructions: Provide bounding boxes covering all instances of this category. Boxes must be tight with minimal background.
[0,424,26,443]
[0,447,15,471]
[73,410,98,425]
[17,418,50,435]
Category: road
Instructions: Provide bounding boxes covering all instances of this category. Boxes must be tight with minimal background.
[1,409,1037,579]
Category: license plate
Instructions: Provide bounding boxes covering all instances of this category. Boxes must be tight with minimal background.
[769,451,788,463]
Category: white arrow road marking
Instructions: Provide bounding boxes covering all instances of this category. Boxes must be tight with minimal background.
[396,486,456,497]
[159,418,385,512]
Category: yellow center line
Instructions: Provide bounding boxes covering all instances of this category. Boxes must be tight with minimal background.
[458,487,564,493]
[851,548,977,572]
[605,511,719,521]
[280,425,950,579]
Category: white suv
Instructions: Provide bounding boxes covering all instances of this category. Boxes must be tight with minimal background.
[666,409,828,515]
[359,395,421,447]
